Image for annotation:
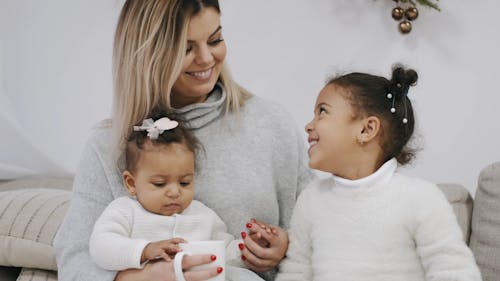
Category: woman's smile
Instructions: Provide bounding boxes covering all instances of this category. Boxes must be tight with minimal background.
[185,67,213,82]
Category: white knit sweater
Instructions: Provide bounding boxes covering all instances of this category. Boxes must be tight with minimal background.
[277,159,481,281]
[89,197,241,271]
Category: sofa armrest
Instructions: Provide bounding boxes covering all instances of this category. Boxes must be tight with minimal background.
[436,183,473,243]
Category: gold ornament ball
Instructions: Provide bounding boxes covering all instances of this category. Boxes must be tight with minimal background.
[392,7,404,20]
[399,20,412,34]
[405,7,419,21]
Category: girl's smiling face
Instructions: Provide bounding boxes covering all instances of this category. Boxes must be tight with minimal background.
[305,84,363,174]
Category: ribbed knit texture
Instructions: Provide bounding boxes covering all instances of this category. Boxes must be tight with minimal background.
[89,197,242,271]
[470,161,500,281]
[54,85,315,281]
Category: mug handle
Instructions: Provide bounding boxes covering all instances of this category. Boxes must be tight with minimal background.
[174,251,191,281]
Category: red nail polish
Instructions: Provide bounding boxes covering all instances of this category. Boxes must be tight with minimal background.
[210,255,217,261]
[241,232,247,239]
[246,223,252,229]
[241,255,247,261]
[217,267,223,274]
[238,243,244,250]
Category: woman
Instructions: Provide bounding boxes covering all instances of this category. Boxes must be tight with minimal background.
[53,1,314,280]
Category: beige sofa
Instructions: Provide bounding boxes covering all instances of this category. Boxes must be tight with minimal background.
[1,162,499,281]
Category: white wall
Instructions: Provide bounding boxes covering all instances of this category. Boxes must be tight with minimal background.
[1,0,499,194]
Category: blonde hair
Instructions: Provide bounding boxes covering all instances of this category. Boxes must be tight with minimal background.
[112,0,250,160]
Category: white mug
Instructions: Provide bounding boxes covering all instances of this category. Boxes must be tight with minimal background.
[174,240,225,281]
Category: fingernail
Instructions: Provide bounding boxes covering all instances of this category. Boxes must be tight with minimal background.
[238,243,244,250]
[250,218,256,223]
[241,255,247,261]
[246,223,252,229]
[217,267,223,274]
[210,255,217,261]
[241,232,247,239]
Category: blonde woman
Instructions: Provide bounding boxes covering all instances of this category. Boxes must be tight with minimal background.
[53,1,314,281]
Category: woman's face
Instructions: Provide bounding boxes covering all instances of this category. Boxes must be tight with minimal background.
[171,7,227,108]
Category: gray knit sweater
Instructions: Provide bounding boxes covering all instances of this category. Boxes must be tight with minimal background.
[53,85,315,281]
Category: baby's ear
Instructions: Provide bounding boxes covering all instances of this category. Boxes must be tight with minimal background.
[358,116,381,144]
[123,170,137,196]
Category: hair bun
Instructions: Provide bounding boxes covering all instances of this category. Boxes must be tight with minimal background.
[390,66,418,97]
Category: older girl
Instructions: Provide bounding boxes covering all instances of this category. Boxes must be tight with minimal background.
[276,66,481,281]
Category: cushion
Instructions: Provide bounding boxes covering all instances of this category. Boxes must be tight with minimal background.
[16,268,57,281]
[0,177,73,192]
[470,161,500,281]
[0,177,73,271]
[437,183,473,243]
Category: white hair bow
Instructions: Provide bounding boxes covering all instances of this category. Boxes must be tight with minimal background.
[133,117,179,140]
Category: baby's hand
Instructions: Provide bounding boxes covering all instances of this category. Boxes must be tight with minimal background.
[141,237,187,263]
[248,218,278,247]
[240,219,288,272]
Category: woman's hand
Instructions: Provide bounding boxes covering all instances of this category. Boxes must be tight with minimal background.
[115,254,222,281]
[239,219,289,272]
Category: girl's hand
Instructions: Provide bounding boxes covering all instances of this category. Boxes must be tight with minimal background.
[239,219,289,272]
[141,237,187,262]
[115,254,222,281]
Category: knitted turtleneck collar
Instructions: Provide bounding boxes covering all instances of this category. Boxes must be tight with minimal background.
[173,83,226,129]
[331,158,397,191]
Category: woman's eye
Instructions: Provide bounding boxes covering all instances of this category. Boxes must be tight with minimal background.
[208,38,224,46]
[186,45,193,54]
[318,107,327,115]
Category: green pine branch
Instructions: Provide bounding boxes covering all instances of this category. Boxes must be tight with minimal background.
[400,0,441,11]
[415,0,440,11]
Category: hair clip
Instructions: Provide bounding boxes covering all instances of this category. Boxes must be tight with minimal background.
[386,91,408,124]
[133,117,178,140]
[387,92,396,113]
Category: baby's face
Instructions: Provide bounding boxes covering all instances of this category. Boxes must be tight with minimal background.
[126,142,195,216]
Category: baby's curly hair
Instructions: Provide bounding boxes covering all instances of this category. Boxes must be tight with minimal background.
[125,107,200,172]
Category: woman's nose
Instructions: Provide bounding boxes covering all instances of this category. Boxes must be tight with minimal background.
[195,44,213,66]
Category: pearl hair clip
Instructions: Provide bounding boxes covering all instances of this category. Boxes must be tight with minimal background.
[133,117,178,140]
[386,83,408,124]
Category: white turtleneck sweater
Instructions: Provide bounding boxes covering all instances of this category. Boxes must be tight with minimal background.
[276,159,481,281]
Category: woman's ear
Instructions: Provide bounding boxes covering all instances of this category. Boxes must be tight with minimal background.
[357,116,380,145]
[123,170,137,196]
